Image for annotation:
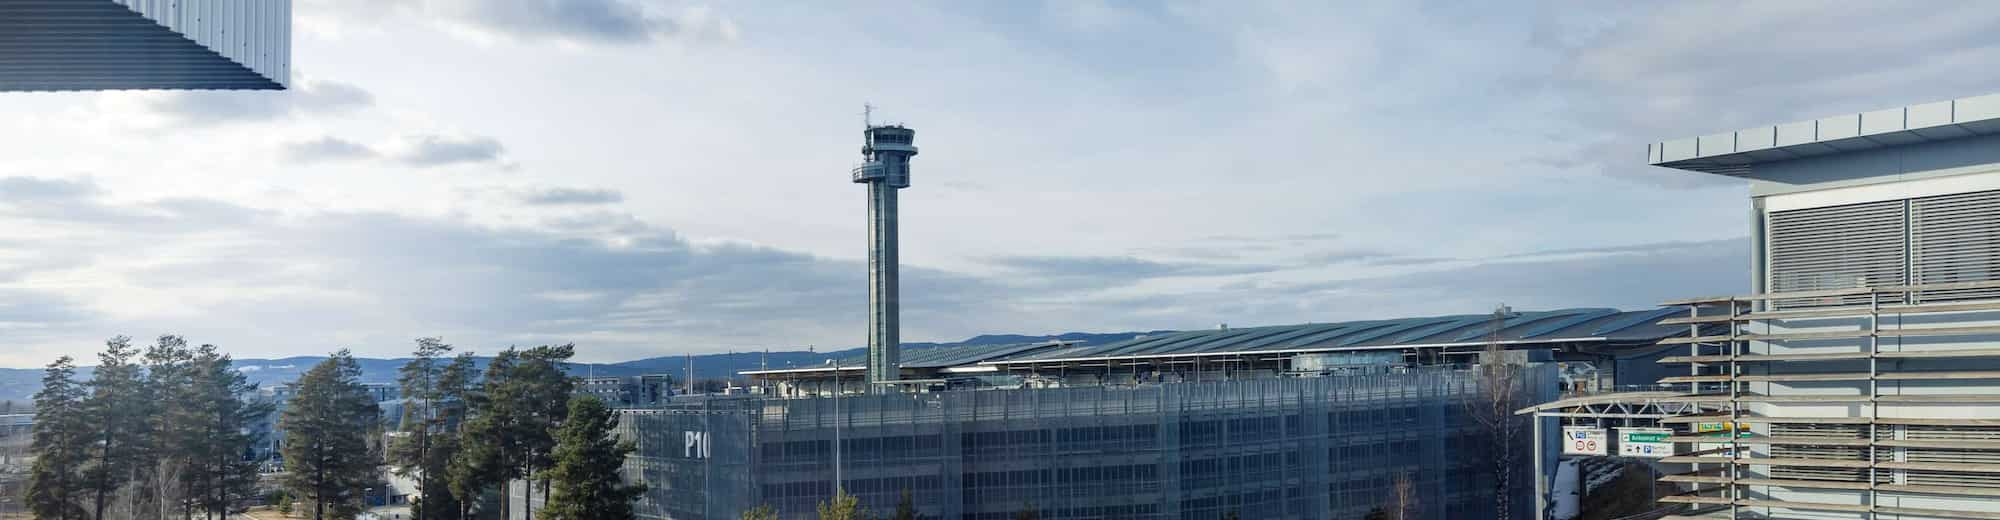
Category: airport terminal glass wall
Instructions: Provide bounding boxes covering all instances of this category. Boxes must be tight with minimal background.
[618,366,1553,520]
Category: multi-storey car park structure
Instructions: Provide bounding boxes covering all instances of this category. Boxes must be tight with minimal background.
[1527,93,2000,520]
[611,307,1704,520]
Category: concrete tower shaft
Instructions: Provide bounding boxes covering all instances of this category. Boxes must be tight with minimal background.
[852,125,917,388]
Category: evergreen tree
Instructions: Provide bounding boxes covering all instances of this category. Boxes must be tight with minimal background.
[434,352,479,520]
[281,350,383,520]
[515,344,577,519]
[188,344,273,518]
[455,345,576,519]
[540,395,643,520]
[144,335,199,518]
[892,489,922,520]
[391,338,462,520]
[82,336,150,520]
[453,350,520,520]
[28,356,89,520]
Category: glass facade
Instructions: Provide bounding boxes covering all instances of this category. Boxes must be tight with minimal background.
[617,366,1551,520]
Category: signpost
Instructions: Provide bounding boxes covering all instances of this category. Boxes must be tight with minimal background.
[1562,426,1608,456]
[1617,427,1675,458]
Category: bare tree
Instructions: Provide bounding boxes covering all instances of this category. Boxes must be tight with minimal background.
[1466,305,1525,520]
[1392,471,1418,520]
[151,458,184,520]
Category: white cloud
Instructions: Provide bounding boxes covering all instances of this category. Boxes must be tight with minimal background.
[2,2,1993,365]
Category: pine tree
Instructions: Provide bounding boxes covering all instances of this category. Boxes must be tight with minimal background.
[456,345,577,519]
[188,344,273,518]
[515,344,577,519]
[392,338,462,520]
[435,353,478,520]
[540,395,643,520]
[144,334,199,518]
[82,336,151,520]
[28,356,90,520]
[282,350,383,520]
[453,350,520,520]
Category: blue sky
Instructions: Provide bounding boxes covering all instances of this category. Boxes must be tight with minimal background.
[3,0,1999,365]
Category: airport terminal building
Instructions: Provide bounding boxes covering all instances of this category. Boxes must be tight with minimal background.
[616,308,1698,520]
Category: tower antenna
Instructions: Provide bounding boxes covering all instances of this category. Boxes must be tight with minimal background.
[862,103,874,129]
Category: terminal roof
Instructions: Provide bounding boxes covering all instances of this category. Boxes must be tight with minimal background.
[991,308,1682,365]
[744,307,1687,375]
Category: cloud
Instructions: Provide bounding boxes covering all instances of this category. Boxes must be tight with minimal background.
[1332,238,1752,312]
[0,176,97,200]
[275,134,512,169]
[989,255,1280,289]
[293,80,377,112]
[396,135,507,168]
[0,289,94,327]
[0,176,1001,362]
[302,0,740,45]
[1526,1,2000,188]
[0,176,1760,364]
[1071,238,1752,328]
[135,78,375,126]
[516,187,624,206]
[281,136,379,163]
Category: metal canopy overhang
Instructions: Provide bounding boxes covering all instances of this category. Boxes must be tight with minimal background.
[0,0,288,91]
[1649,93,2000,176]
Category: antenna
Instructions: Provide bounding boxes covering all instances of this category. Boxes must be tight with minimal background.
[862,103,874,129]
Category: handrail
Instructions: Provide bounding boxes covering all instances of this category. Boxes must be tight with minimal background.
[1662,279,2000,305]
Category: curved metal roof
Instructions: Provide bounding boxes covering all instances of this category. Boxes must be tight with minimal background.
[993,307,1688,364]
[741,307,1694,375]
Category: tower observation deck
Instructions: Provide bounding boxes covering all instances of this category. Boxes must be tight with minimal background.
[854,124,917,389]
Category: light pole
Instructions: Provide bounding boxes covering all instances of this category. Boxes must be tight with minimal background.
[834,360,844,495]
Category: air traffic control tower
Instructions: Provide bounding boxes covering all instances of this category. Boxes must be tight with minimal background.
[852,123,918,389]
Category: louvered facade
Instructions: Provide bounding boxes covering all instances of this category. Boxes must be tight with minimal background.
[1644,95,2000,520]
[0,0,290,91]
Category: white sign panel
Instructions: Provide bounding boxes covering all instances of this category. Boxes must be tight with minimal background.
[684,431,711,459]
[1617,428,1675,458]
[1562,427,1608,456]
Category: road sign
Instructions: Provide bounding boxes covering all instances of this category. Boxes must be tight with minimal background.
[1694,422,1740,436]
[1562,426,1608,456]
[1617,427,1675,458]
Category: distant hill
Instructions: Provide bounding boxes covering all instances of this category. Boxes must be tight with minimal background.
[0,330,1166,401]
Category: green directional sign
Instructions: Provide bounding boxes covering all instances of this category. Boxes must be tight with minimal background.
[1626,431,1669,443]
[1617,427,1675,458]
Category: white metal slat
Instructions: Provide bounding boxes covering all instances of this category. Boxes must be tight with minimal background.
[1768,200,1910,308]
[1906,426,2000,488]
[1915,190,2000,303]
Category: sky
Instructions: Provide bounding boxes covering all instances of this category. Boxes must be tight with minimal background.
[4,1,2000,366]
